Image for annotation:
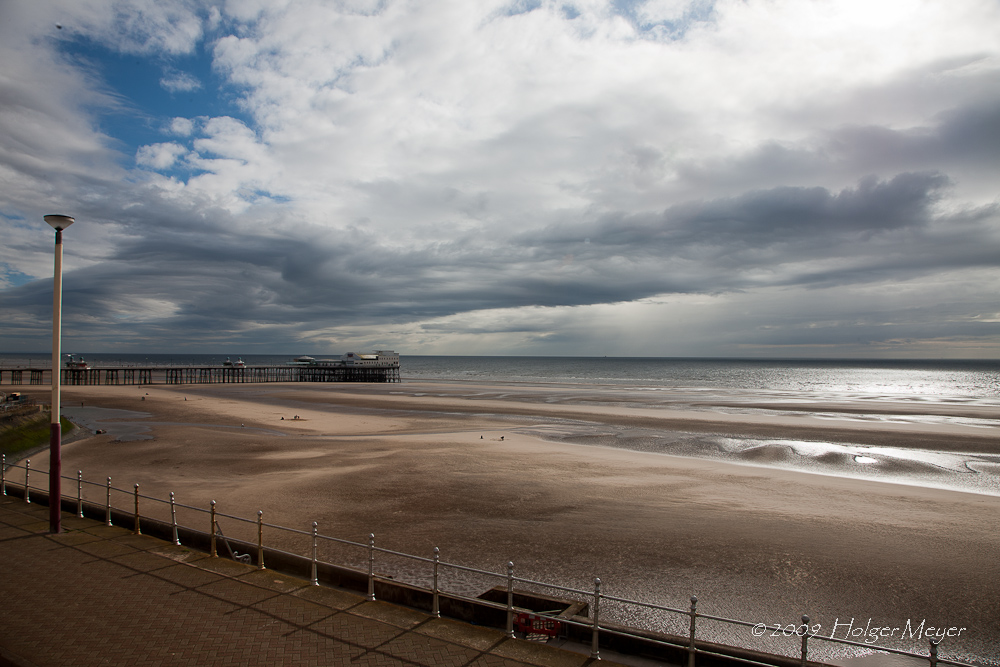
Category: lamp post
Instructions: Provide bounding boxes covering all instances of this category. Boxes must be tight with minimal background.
[44,214,74,534]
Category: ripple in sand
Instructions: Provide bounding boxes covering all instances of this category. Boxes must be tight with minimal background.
[258,449,330,460]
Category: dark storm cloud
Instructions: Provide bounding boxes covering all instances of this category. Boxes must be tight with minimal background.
[824,102,1000,173]
[71,176,1000,321]
[1,160,995,352]
[679,96,1000,194]
[605,172,946,246]
[515,171,998,293]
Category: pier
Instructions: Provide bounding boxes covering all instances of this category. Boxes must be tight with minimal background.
[0,350,401,387]
[0,363,400,386]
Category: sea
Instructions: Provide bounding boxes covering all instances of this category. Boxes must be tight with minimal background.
[4,353,999,495]
[3,353,999,397]
[397,356,1000,497]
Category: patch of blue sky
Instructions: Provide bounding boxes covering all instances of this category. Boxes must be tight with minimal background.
[1,264,35,288]
[561,5,581,20]
[611,0,717,39]
[242,189,292,205]
[500,0,543,17]
[59,36,253,169]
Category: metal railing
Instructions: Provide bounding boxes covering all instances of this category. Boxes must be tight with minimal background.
[0,396,38,416]
[0,455,975,667]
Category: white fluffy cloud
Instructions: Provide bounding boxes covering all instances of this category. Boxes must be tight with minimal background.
[160,68,202,93]
[136,142,188,169]
[68,0,206,55]
[169,117,196,136]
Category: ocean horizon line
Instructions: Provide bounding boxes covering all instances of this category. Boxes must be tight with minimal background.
[3,351,999,363]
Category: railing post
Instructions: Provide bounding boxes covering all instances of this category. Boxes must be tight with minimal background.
[432,546,441,618]
[311,522,318,585]
[257,510,265,570]
[688,595,698,667]
[105,477,112,526]
[929,639,939,667]
[210,500,217,557]
[800,615,810,667]
[77,470,83,518]
[367,533,376,601]
[170,492,180,545]
[2,454,6,496]
[25,459,30,503]
[506,561,515,638]
[133,483,141,535]
[591,577,602,660]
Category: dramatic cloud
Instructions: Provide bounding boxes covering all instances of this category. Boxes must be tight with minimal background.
[0,0,998,356]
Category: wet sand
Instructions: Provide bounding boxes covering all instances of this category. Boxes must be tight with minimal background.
[14,381,1000,664]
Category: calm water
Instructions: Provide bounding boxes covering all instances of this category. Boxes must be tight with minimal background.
[6,353,1000,495]
[403,356,1000,400]
[4,353,999,399]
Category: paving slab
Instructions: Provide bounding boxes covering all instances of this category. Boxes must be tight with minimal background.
[80,524,131,538]
[196,554,258,576]
[108,549,180,572]
[308,611,408,649]
[0,524,32,540]
[47,530,101,546]
[146,542,210,564]
[415,617,509,651]
[353,599,433,628]
[492,639,592,667]
[149,561,227,588]
[57,516,94,531]
[251,593,336,627]
[378,630,484,666]
[238,567,311,592]
[72,538,138,559]
[293,583,367,610]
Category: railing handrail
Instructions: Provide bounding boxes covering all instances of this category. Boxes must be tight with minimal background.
[0,458,976,667]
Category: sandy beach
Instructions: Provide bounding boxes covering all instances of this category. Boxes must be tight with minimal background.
[11,380,1000,664]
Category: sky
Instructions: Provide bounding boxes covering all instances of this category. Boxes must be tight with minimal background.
[0,0,998,358]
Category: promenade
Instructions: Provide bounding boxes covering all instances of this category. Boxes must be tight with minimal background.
[0,498,627,667]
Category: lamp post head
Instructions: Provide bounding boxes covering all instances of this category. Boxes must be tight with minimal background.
[44,214,75,231]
